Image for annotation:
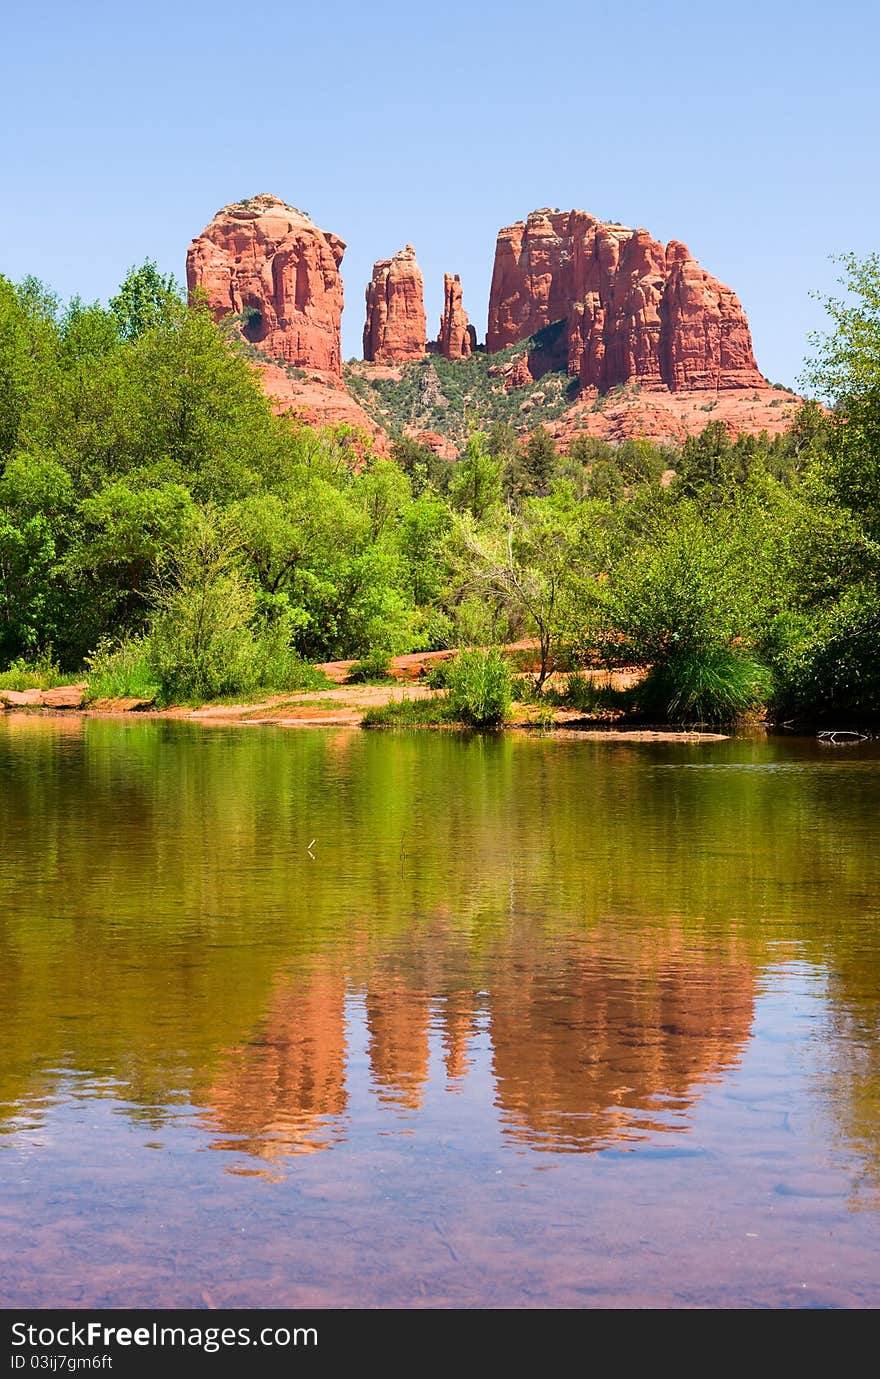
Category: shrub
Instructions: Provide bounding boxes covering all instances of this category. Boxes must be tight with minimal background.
[445,647,512,727]
[148,565,258,703]
[769,585,880,719]
[85,638,160,702]
[424,658,453,688]
[347,649,393,683]
[552,671,629,714]
[414,607,455,651]
[247,616,331,693]
[635,647,772,724]
[0,650,65,691]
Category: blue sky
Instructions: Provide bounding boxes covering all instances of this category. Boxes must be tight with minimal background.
[2,0,877,386]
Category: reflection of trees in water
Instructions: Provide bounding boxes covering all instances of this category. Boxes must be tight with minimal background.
[3,721,880,1171]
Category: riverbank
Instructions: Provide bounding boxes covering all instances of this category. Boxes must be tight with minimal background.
[0,684,732,742]
[2,644,658,732]
[1,647,723,737]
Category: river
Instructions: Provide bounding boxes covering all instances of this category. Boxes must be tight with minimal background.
[1,716,879,1307]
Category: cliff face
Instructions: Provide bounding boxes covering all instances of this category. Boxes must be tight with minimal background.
[363,246,426,363]
[186,193,346,376]
[487,209,763,392]
[437,273,476,360]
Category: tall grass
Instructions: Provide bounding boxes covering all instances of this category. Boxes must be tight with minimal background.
[362,698,453,727]
[637,647,772,724]
[85,639,160,702]
[0,651,66,691]
[445,648,512,727]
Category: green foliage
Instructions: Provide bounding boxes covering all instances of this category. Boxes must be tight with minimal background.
[636,648,773,725]
[449,431,502,520]
[550,671,627,715]
[445,647,512,726]
[146,521,261,702]
[347,649,393,683]
[770,585,880,718]
[424,657,453,688]
[4,249,880,726]
[361,696,454,728]
[0,650,65,691]
[593,500,775,666]
[803,253,880,537]
[84,638,160,702]
[109,261,182,341]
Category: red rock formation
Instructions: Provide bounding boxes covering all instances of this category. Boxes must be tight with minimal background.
[660,241,765,390]
[186,193,346,376]
[363,246,426,362]
[487,208,764,393]
[437,273,476,360]
[504,355,533,391]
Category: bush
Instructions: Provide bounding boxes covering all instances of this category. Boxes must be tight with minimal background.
[635,647,772,724]
[424,658,453,688]
[445,647,512,727]
[770,585,880,719]
[0,650,65,691]
[510,673,545,704]
[414,607,455,651]
[148,564,258,703]
[347,649,393,683]
[247,616,330,694]
[85,638,160,702]
[551,671,629,714]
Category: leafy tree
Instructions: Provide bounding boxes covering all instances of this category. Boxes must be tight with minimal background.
[109,260,182,342]
[803,252,880,535]
[449,431,502,520]
[452,487,602,687]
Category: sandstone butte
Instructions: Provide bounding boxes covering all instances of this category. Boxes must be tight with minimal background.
[437,273,477,360]
[187,194,387,449]
[487,208,764,393]
[187,194,800,449]
[187,193,346,375]
[363,246,427,362]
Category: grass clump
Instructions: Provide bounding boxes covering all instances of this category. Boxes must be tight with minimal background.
[445,647,512,727]
[635,647,772,724]
[362,697,454,728]
[346,649,393,684]
[548,671,633,715]
[0,651,66,691]
[85,639,160,702]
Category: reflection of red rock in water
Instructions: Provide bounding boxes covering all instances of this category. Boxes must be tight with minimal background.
[203,964,347,1162]
[197,925,755,1163]
[438,990,480,1083]
[365,976,431,1109]
[488,933,755,1151]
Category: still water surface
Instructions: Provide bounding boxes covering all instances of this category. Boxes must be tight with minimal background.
[1,717,880,1307]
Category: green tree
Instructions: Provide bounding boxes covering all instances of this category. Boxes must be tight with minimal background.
[449,431,502,520]
[109,261,182,342]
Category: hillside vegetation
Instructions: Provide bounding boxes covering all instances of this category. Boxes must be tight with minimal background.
[1,253,879,724]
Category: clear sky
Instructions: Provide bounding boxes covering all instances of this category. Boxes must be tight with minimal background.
[2,0,877,387]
